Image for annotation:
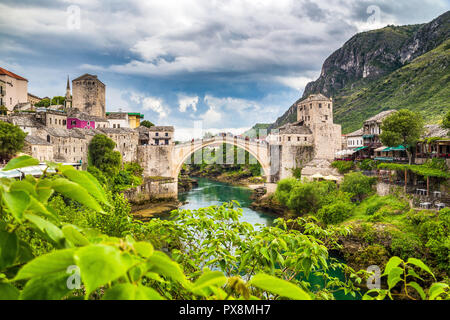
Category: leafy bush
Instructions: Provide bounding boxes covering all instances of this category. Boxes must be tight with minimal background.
[317,200,354,225]
[340,172,376,201]
[332,161,354,174]
[358,159,377,171]
[274,178,298,205]
[0,121,27,161]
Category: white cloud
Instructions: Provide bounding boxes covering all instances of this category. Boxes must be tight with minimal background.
[142,96,168,119]
[178,94,199,112]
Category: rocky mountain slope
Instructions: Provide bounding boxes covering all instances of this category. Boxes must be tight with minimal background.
[270,11,450,133]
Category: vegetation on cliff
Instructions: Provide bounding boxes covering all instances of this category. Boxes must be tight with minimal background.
[270,11,450,133]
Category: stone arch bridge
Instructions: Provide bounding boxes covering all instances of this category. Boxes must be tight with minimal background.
[172,136,273,180]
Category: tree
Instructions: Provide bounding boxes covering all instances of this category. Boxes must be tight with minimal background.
[140,120,155,128]
[35,98,51,108]
[0,121,27,162]
[88,134,121,176]
[443,110,450,136]
[380,109,425,164]
[0,105,7,116]
[340,172,375,202]
[51,96,66,106]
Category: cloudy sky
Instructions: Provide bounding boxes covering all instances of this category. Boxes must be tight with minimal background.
[1,0,449,140]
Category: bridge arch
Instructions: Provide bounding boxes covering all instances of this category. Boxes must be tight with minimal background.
[172,137,272,181]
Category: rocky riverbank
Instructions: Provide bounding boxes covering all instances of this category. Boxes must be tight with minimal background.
[131,198,183,222]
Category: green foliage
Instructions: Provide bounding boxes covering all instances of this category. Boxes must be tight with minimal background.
[0,105,7,116]
[340,172,376,201]
[358,159,377,171]
[88,134,122,177]
[331,161,354,174]
[0,121,27,161]
[377,162,450,179]
[35,98,50,108]
[335,39,450,134]
[364,256,449,300]
[380,109,424,163]
[318,200,354,225]
[140,120,154,128]
[51,96,65,106]
[0,157,365,300]
[442,110,450,133]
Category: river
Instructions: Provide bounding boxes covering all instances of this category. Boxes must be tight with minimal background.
[178,177,276,226]
[177,177,360,300]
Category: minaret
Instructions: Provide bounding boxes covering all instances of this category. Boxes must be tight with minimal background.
[65,76,72,109]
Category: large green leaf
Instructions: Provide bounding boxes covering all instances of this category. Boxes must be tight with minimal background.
[2,190,30,221]
[74,245,130,297]
[249,273,311,300]
[35,180,54,203]
[14,248,75,281]
[62,225,90,247]
[9,180,37,198]
[387,266,404,289]
[20,271,73,300]
[2,156,39,171]
[146,251,188,286]
[428,283,449,300]
[51,178,103,212]
[383,256,403,276]
[134,241,154,258]
[59,166,110,207]
[24,214,65,246]
[103,283,164,300]
[191,270,227,296]
[0,283,20,300]
[0,230,18,270]
[407,258,435,279]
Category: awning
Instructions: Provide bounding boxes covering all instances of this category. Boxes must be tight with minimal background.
[385,145,406,152]
[324,175,339,181]
[363,135,375,139]
[374,157,394,162]
[336,149,356,157]
[375,146,388,152]
[311,173,325,179]
[354,146,368,152]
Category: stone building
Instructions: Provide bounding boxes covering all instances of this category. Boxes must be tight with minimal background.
[138,126,174,146]
[24,136,53,162]
[346,128,364,149]
[0,67,28,112]
[27,93,42,107]
[72,74,106,118]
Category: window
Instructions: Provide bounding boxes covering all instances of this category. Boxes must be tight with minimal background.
[118,124,120,128]
[47,135,51,143]
[113,124,116,128]
[325,115,328,121]
[165,140,169,145]
[165,133,168,137]
[319,103,322,108]
[310,104,312,109]
[288,137,291,142]
[297,137,300,142]
[49,118,52,125]
[304,137,307,141]
[328,104,331,109]
[156,133,159,137]
[71,120,76,126]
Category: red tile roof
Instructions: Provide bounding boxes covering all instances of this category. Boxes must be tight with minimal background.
[0,67,28,81]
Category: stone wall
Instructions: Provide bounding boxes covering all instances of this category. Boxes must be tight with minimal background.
[72,76,105,118]
[279,145,315,180]
[122,177,178,203]
[138,145,174,178]
[311,123,342,160]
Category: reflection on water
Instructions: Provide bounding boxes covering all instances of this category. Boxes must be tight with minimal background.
[178,177,276,227]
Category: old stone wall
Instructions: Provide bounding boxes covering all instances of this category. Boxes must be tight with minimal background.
[279,145,315,180]
[311,123,342,160]
[137,145,174,178]
[122,178,178,203]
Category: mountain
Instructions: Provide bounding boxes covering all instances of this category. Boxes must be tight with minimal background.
[270,11,450,133]
[242,123,271,138]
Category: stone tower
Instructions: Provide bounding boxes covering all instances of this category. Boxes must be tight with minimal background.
[72,74,106,118]
[64,76,72,109]
[297,94,342,160]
